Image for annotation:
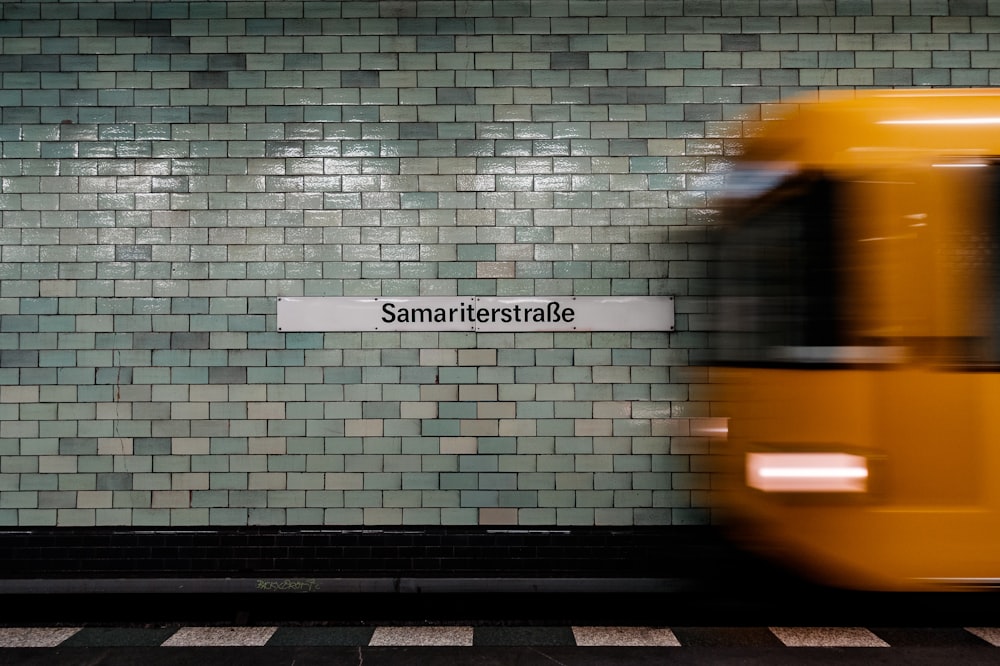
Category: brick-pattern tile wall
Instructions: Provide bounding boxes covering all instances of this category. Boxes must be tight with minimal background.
[0,0,996,528]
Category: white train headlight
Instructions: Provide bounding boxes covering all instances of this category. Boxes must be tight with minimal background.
[746,452,869,493]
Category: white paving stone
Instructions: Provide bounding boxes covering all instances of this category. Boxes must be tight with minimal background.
[770,627,889,647]
[967,627,1000,646]
[161,626,277,647]
[0,627,80,648]
[572,626,681,646]
[368,626,474,646]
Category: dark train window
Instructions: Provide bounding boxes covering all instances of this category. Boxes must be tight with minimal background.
[713,174,845,366]
[930,160,1000,367]
[984,162,1000,364]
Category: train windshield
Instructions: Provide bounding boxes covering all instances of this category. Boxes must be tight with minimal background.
[714,162,1000,367]
[713,172,851,366]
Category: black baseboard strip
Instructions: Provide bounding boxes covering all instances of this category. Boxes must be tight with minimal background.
[0,526,733,585]
[0,576,687,595]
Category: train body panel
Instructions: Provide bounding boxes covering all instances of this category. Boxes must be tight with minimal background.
[713,89,1000,591]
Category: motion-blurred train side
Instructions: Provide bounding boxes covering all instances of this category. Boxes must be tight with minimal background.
[711,89,1000,591]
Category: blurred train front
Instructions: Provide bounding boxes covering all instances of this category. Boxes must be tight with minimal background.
[711,89,1000,591]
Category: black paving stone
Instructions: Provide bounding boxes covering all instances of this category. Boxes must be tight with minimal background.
[62,627,179,647]
[267,627,376,647]
[870,627,995,647]
[672,626,785,647]
[473,626,576,646]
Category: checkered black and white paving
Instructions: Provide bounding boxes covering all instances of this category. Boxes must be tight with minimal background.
[1,626,1000,648]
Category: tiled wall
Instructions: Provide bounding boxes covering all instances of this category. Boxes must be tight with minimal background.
[0,0,995,528]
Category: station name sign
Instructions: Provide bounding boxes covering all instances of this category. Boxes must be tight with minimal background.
[277,296,674,332]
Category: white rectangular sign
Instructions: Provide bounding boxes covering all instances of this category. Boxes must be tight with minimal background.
[277,296,674,332]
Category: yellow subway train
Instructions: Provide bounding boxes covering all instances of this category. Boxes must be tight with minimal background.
[711,89,1000,591]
